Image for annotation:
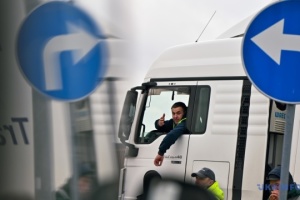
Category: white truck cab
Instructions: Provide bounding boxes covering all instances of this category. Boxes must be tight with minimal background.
[117,36,300,200]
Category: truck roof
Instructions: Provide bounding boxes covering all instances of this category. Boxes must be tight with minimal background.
[145,37,247,81]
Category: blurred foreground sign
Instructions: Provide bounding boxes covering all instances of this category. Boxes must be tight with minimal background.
[242,0,300,104]
[17,1,107,101]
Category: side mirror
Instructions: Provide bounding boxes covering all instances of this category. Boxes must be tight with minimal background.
[275,101,287,111]
[118,90,138,141]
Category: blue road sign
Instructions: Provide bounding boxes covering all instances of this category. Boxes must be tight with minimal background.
[17,1,107,101]
[242,1,300,104]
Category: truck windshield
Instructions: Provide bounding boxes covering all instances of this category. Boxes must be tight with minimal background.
[137,87,190,144]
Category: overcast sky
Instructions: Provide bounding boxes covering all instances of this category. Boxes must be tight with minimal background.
[75,0,274,86]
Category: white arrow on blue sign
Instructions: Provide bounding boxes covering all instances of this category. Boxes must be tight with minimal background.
[17,1,107,101]
[242,0,300,104]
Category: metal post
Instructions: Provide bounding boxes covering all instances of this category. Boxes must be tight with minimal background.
[276,0,294,199]
[279,104,295,200]
[33,91,54,200]
[68,102,80,200]
[26,1,55,200]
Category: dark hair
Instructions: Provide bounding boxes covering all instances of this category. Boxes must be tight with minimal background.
[171,102,187,116]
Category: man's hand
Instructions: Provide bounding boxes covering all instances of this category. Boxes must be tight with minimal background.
[154,154,164,166]
[158,113,165,127]
[269,190,279,200]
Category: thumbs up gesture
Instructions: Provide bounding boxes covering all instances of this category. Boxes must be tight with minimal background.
[158,113,165,127]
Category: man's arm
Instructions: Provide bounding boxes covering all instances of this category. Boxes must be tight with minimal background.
[155,113,165,130]
[157,121,187,156]
[153,118,175,166]
[154,122,187,166]
[155,119,173,132]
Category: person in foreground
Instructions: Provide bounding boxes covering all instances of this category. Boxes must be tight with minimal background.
[56,164,95,200]
[191,167,224,200]
[153,102,188,166]
[266,166,300,200]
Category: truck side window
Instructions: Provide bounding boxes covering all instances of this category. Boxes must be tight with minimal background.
[193,87,210,134]
[137,87,190,144]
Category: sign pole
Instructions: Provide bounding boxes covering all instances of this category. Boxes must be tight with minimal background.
[279,0,293,197]
[279,104,295,200]
[241,0,300,199]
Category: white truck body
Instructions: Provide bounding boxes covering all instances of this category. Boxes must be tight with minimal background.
[118,36,300,200]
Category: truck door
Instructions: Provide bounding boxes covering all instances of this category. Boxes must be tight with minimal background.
[185,80,270,200]
[185,80,247,200]
[121,81,197,199]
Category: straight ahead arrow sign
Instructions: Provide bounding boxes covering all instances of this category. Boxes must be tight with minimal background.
[251,19,300,65]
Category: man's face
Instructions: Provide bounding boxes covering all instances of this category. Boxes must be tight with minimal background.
[195,176,213,188]
[270,179,280,191]
[78,176,92,194]
[171,107,185,124]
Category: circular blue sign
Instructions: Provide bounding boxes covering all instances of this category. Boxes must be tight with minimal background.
[242,1,300,104]
[17,1,107,101]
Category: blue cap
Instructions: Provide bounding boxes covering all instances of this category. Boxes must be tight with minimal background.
[79,163,94,177]
[191,167,215,181]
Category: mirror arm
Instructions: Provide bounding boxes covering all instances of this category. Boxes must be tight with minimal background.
[130,82,157,93]
[119,138,139,157]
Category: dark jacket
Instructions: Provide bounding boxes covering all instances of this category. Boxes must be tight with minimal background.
[287,188,300,200]
[155,118,175,132]
[155,118,187,156]
[56,180,71,200]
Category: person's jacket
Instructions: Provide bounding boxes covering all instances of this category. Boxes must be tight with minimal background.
[155,118,187,156]
[56,187,70,200]
[286,188,300,200]
[208,181,224,200]
[155,118,175,132]
[288,185,300,200]
[288,195,300,200]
